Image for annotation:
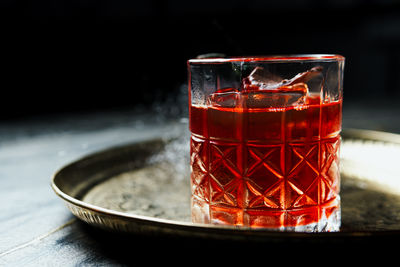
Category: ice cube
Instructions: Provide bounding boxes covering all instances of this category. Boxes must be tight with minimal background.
[243,66,323,91]
[282,66,323,85]
[209,67,323,108]
[208,87,239,108]
[241,66,324,107]
[281,66,323,93]
[243,83,309,108]
[242,67,283,91]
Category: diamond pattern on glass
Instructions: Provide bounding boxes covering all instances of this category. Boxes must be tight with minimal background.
[320,137,340,202]
[246,145,283,179]
[246,180,283,209]
[210,142,241,182]
[209,142,241,207]
[288,179,318,208]
[210,177,241,206]
[286,143,320,208]
[190,136,209,201]
[245,145,283,209]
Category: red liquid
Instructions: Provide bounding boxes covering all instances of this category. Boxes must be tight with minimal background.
[190,93,341,229]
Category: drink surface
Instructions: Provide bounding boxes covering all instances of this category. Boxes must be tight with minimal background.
[190,91,342,229]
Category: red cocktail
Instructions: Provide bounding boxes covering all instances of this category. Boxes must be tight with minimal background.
[188,55,344,231]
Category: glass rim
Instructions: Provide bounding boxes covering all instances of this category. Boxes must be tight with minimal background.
[188,54,345,64]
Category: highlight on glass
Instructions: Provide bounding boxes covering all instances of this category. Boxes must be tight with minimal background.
[188,54,344,232]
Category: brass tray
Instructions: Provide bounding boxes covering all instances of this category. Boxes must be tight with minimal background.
[51,128,400,242]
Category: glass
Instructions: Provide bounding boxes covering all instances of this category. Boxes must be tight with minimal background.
[188,55,344,232]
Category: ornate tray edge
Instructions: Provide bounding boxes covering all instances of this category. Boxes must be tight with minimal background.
[51,128,400,239]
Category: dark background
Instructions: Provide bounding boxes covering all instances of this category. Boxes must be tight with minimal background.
[2,0,400,121]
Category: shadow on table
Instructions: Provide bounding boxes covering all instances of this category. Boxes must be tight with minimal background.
[65,219,397,265]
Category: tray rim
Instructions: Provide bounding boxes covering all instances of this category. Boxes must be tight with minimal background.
[51,128,400,239]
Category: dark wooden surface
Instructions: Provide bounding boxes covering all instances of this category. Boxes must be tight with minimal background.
[1,102,400,265]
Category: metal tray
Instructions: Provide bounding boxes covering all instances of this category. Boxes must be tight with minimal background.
[51,128,400,242]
